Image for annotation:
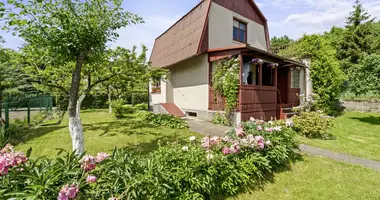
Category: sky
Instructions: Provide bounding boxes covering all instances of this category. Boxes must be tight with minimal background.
[1,0,380,55]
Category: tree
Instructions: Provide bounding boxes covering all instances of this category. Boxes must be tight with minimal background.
[270,35,294,52]
[2,0,143,154]
[337,0,379,71]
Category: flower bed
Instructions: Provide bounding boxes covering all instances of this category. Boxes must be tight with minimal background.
[0,119,298,199]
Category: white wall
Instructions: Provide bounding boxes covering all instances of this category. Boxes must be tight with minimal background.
[170,55,209,111]
[208,2,267,51]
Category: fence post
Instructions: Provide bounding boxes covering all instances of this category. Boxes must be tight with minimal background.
[27,99,31,124]
[4,102,9,130]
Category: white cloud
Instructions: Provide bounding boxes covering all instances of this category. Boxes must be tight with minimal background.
[279,0,380,37]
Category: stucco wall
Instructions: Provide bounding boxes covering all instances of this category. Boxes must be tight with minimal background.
[169,55,209,111]
[300,67,305,96]
[208,2,267,51]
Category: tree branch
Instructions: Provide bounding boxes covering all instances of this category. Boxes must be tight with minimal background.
[29,80,69,95]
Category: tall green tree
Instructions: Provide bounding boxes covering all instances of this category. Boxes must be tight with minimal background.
[2,0,143,154]
[337,0,379,71]
[271,35,294,52]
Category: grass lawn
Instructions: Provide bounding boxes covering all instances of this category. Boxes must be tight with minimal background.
[235,155,380,200]
[298,112,380,161]
[16,109,200,158]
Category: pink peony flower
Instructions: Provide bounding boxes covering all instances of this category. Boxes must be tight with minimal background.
[81,155,96,171]
[265,127,273,132]
[257,125,262,131]
[86,175,97,183]
[249,117,255,122]
[222,147,231,155]
[235,127,245,138]
[255,136,264,143]
[58,184,79,200]
[95,152,110,163]
[230,143,240,154]
[257,142,265,150]
[222,136,230,142]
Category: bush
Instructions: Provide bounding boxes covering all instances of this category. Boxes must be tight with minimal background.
[139,111,188,129]
[0,119,31,146]
[212,112,229,125]
[111,100,134,119]
[292,112,335,139]
[0,120,299,199]
[134,103,148,111]
[131,93,148,106]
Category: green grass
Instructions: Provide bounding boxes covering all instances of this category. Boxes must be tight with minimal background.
[299,112,380,161]
[16,109,200,158]
[235,155,380,200]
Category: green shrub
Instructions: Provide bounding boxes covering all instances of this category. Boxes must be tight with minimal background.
[133,103,148,111]
[139,111,188,129]
[0,119,31,146]
[212,112,229,125]
[131,93,148,106]
[111,99,133,119]
[292,112,335,139]
[0,120,299,199]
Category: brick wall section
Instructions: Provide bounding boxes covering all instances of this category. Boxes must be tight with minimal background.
[343,101,380,113]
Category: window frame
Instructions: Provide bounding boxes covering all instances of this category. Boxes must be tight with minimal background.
[233,18,247,44]
[291,68,301,88]
[151,78,161,94]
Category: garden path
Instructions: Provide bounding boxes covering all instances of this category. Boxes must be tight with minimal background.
[185,117,380,171]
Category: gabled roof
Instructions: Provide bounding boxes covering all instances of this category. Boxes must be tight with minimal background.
[150,0,211,68]
[149,0,269,68]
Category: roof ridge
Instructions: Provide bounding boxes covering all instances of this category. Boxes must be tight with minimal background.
[154,0,207,40]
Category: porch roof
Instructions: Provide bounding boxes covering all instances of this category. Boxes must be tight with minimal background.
[207,44,307,68]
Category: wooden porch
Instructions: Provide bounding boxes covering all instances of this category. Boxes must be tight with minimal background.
[208,45,305,121]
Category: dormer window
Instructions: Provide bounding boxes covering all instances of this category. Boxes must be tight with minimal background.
[233,19,247,43]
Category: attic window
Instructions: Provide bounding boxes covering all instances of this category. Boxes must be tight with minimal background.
[233,19,247,43]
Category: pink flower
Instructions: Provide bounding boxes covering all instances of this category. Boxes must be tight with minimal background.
[230,143,240,154]
[249,117,255,122]
[265,127,273,132]
[222,136,230,142]
[222,147,231,155]
[257,143,265,150]
[58,184,79,200]
[109,197,117,200]
[86,175,97,183]
[0,144,14,154]
[235,127,245,138]
[285,119,293,127]
[81,155,96,171]
[96,152,110,163]
[257,125,262,131]
[255,136,264,143]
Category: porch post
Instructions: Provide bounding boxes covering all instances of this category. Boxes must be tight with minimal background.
[238,54,243,112]
[274,67,278,87]
[259,63,263,85]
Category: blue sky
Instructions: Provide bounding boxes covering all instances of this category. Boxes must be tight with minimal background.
[1,0,380,54]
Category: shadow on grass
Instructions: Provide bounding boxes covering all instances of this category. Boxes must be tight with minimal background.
[350,116,380,125]
[12,125,66,145]
[83,117,158,137]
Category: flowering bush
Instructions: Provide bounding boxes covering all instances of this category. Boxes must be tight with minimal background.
[0,119,298,199]
[292,111,335,139]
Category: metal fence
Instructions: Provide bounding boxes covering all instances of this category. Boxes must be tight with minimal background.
[0,96,53,130]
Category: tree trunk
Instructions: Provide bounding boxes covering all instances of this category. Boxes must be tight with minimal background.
[68,52,86,155]
[76,94,86,118]
[108,85,112,113]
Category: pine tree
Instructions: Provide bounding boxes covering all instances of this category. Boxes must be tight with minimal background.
[337,0,377,71]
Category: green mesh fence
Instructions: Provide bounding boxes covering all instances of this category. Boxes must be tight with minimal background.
[0,96,53,130]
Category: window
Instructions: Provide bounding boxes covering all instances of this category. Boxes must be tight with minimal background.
[151,78,161,93]
[233,19,247,43]
[291,69,300,88]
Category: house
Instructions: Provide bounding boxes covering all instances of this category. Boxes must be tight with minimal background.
[149,0,312,123]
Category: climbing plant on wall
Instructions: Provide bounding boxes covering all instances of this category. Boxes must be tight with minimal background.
[212,56,240,125]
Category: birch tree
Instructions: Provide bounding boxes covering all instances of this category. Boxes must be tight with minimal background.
[1,0,142,154]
